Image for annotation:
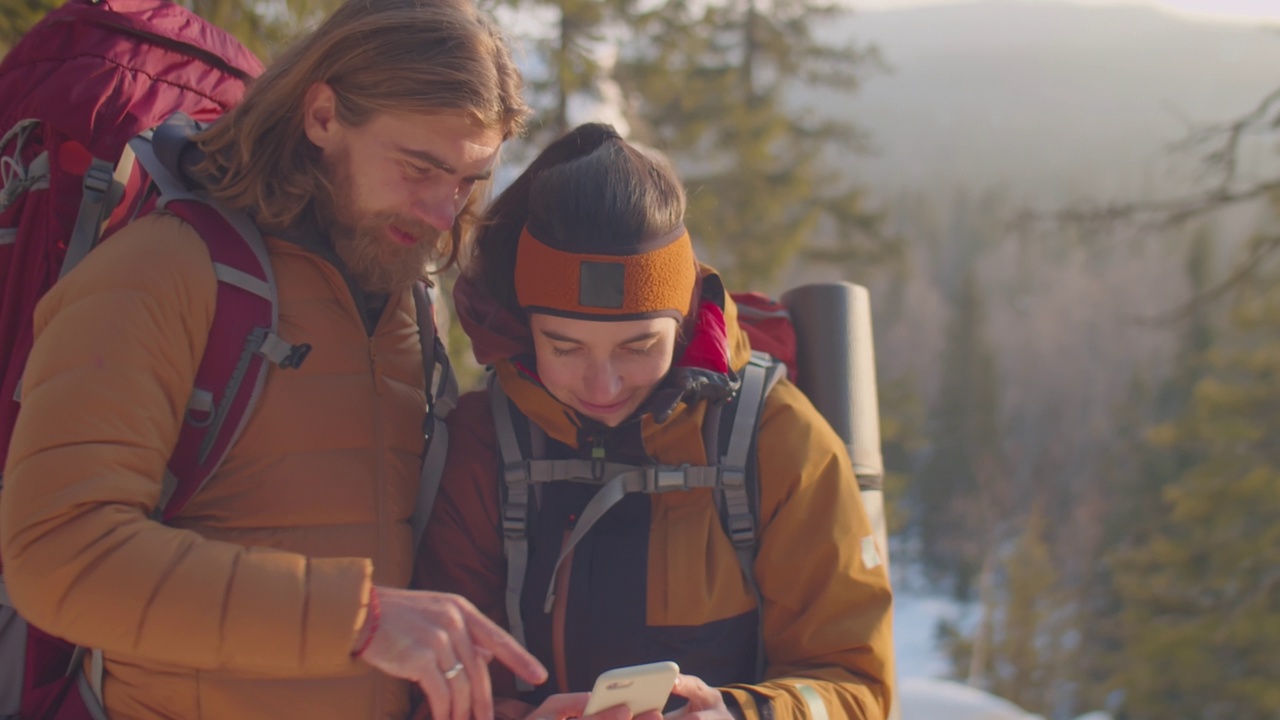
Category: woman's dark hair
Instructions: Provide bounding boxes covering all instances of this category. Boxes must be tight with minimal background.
[470,123,687,314]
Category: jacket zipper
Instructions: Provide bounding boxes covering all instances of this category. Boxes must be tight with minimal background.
[368,339,389,716]
[301,249,391,714]
[550,435,607,691]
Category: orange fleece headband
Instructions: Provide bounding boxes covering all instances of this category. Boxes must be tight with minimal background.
[515,225,697,320]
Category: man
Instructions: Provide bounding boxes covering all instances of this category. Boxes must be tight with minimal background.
[0,0,546,718]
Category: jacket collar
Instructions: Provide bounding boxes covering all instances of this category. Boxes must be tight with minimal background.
[271,222,393,336]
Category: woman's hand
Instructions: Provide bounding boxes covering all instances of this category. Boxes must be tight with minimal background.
[521,692,633,720]
[518,673,732,720]
[661,674,734,720]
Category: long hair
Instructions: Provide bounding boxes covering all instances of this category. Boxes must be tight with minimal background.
[195,0,528,269]
[472,123,687,314]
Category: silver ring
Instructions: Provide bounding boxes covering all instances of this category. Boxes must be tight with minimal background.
[442,662,464,680]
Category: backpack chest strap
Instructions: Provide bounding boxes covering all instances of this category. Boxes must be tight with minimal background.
[525,458,721,490]
[533,461,723,613]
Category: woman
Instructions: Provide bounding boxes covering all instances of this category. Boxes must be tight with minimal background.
[417,123,894,720]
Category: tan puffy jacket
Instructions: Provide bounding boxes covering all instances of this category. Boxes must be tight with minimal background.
[1,212,426,719]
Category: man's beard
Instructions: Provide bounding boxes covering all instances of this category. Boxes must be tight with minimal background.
[332,211,442,294]
[322,156,447,295]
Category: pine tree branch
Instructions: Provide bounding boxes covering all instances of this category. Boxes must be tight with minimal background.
[1213,566,1280,645]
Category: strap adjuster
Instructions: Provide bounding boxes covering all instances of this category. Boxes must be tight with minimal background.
[82,162,114,196]
[255,330,311,370]
[502,502,528,537]
[503,461,529,488]
[726,511,756,547]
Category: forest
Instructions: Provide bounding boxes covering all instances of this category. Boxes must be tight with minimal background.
[3,0,1277,717]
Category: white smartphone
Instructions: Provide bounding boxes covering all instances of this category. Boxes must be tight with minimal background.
[581,660,680,716]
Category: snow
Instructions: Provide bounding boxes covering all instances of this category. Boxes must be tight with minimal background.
[893,584,973,680]
[890,564,1111,720]
[891,579,1045,719]
[901,677,1047,720]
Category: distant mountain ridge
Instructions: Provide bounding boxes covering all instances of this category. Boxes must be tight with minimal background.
[813,0,1280,201]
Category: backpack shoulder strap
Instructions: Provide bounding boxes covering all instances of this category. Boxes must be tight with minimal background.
[132,113,311,520]
[409,282,458,555]
[717,350,786,680]
[60,145,135,281]
[488,372,538,690]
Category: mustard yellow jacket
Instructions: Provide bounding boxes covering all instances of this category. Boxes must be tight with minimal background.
[1,213,426,719]
[419,271,895,720]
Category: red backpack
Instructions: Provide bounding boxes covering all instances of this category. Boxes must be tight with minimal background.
[0,2,269,717]
[0,6,457,716]
[731,292,798,383]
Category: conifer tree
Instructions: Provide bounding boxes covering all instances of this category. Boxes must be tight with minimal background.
[0,0,56,52]
[983,503,1065,716]
[481,0,631,142]
[1067,229,1221,715]
[913,263,1004,598]
[614,0,887,288]
[1107,236,1280,719]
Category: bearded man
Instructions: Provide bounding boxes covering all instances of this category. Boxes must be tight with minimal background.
[0,1,548,718]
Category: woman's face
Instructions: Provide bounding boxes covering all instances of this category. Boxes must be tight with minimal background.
[529,313,679,427]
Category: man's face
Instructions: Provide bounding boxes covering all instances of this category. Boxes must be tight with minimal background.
[305,86,503,294]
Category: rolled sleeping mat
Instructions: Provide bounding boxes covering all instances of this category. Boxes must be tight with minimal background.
[779,282,889,567]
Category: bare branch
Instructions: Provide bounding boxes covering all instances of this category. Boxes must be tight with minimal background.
[1126,233,1280,325]
[1021,85,1280,243]
[1029,178,1280,239]
[1171,84,1280,190]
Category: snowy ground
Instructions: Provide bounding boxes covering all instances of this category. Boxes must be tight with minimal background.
[893,586,969,682]
[900,677,1047,720]
[891,562,1111,720]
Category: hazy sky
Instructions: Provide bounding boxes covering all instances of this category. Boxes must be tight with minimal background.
[851,0,1280,24]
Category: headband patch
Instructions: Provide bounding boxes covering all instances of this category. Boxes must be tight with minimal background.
[579,262,626,308]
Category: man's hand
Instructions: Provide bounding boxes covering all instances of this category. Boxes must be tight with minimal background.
[353,586,548,720]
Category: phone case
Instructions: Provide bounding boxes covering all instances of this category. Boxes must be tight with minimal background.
[582,661,681,715]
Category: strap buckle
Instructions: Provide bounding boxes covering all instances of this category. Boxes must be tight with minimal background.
[649,466,690,492]
[720,466,746,489]
[502,500,528,538]
[278,343,311,370]
[255,329,311,370]
[502,462,530,539]
[82,161,113,196]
